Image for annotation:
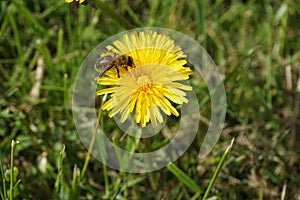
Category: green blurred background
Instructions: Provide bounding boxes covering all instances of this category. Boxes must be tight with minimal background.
[0,0,300,199]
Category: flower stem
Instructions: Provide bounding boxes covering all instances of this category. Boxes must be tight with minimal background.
[80,95,107,180]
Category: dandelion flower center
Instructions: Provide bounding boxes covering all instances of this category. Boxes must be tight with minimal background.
[137,76,152,88]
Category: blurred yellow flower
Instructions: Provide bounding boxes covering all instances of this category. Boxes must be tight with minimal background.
[96,31,193,127]
[65,0,85,3]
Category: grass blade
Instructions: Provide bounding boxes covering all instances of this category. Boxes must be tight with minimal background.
[194,0,206,41]
[202,138,235,200]
[7,5,22,58]
[54,145,65,199]
[11,0,46,34]
[70,165,80,200]
[167,162,202,192]
[9,140,19,200]
[0,150,8,200]
[89,0,135,29]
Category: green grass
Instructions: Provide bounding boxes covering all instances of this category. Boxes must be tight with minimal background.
[1,0,300,199]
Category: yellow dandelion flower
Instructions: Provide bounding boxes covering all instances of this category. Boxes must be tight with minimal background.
[96,31,193,127]
[65,0,85,3]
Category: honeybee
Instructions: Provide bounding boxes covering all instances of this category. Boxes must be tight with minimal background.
[95,52,136,78]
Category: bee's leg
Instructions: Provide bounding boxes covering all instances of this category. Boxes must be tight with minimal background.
[116,67,120,78]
